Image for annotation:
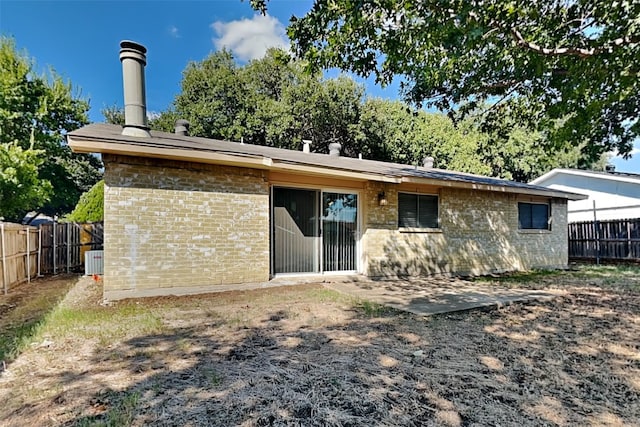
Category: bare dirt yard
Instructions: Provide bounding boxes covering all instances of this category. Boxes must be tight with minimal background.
[0,266,638,426]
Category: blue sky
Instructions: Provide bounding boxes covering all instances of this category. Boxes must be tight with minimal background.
[0,0,637,172]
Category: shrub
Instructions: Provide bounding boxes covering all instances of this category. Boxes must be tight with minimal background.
[66,180,103,222]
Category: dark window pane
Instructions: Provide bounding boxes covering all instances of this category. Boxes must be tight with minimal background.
[418,195,438,228]
[531,204,549,229]
[398,193,418,228]
[518,202,549,229]
[398,193,439,228]
[518,203,532,229]
[274,188,319,237]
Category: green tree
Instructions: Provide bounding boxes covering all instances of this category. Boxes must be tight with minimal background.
[0,143,52,220]
[255,0,639,161]
[358,98,491,173]
[174,49,249,140]
[66,180,104,223]
[0,37,102,221]
[102,104,179,132]
[170,48,365,155]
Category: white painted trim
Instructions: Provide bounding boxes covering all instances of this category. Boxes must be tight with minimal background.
[531,168,640,186]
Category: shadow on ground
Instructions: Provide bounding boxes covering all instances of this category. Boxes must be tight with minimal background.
[1,280,639,426]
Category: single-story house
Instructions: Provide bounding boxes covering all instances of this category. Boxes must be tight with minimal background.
[531,168,640,222]
[67,41,587,300]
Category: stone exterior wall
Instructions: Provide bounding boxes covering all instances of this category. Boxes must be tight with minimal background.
[102,155,270,299]
[362,182,568,277]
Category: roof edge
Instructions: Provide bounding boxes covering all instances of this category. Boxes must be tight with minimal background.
[68,133,586,201]
[531,168,640,186]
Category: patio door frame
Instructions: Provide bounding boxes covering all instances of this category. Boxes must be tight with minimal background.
[270,185,361,277]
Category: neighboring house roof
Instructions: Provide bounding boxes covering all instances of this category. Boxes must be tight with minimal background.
[68,123,586,201]
[531,168,640,186]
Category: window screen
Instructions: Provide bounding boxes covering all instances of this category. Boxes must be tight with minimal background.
[398,193,439,228]
[518,202,550,229]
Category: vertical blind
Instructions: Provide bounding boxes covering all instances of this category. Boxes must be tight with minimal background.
[273,188,358,274]
[273,188,320,273]
[322,192,358,272]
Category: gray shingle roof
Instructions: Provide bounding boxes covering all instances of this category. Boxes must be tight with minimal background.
[68,123,586,200]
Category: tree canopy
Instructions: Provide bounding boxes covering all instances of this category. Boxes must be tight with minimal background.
[106,47,605,182]
[253,0,639,162]
[0,37,102,222]
[0,143,52,220]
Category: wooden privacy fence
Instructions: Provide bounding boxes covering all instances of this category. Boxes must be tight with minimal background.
[568,218,640,262]
[0,223,39,294]
[0,221,103,294]
[39,222,104,275]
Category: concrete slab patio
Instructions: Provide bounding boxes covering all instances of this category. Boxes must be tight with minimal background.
[323,276,565,316]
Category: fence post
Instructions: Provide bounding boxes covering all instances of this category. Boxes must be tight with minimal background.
[1,223,6,295]
[592,201,600,265]
[66,222,71,274]
[37,226,42,277]
[627,221,632,259]
[26,227,31,284]
[53,221,57,274]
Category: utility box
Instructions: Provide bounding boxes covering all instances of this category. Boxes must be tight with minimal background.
[85,250,104,275]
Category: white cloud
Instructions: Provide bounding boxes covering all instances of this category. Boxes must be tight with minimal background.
[169,25,180,38]
[610,142,640,158]
[147,111,161,121]
[211,14,288,61]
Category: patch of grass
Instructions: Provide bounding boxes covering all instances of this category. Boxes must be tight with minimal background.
[41,304,166,343]
[573,264,640,278]
[357,300,395,317]
[0,318,43,363]
[2,301,168,361]
[473,264,640,292]
[202,367,223,386]
[0,280,73,364]
[305,287,352,304]
[473,269,560,285]
[76,390,141,427]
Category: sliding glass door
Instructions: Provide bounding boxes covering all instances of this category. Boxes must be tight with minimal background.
[273,187,358,275]
[273,188,320,274]
[322,192,358,272]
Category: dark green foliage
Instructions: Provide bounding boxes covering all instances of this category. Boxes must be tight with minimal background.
[0,37,102,221]
[253,0,639,162]
[0,143,52,220]
[66,180,104,223]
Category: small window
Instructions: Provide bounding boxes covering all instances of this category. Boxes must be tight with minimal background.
[518,202,550,230]
[398,193,439,228]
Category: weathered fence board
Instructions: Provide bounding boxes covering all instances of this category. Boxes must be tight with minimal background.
[39,222,103,274]
[569,218,640,262]
[0,223,39,294]
[0,221,103,294]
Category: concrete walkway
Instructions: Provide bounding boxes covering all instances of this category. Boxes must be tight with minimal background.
[324,276,564,316]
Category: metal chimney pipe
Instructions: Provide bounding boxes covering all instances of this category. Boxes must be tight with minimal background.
[119,40,151,137]
[328,142,341,157]
[302,139,312,153]
[423,156,434,168]
[174,119,190,136]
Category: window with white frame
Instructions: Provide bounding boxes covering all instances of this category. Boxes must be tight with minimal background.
[398,193,439,229]
[518,202,550,230]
